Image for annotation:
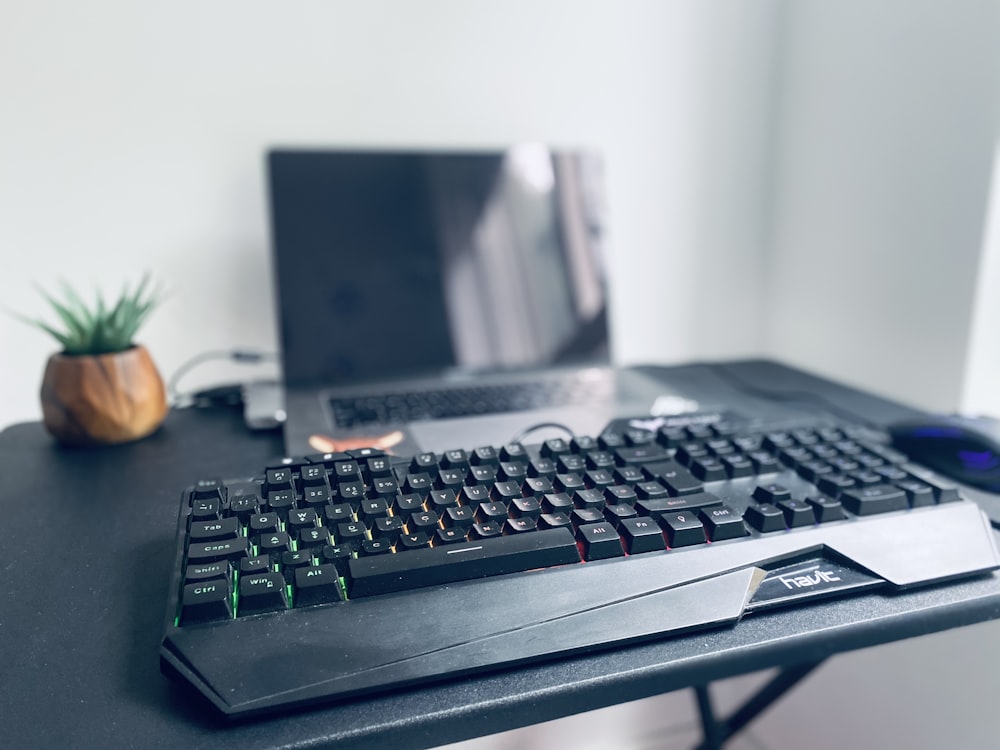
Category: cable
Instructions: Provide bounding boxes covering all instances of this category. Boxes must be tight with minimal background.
[510,421,576,444]
[167,349,278,406]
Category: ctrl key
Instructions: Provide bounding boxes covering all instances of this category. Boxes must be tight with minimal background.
[180,581,233,625]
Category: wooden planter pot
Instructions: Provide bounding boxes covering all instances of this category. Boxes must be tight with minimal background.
[40,344,168,446]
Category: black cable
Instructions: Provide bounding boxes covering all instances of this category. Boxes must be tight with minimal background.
[510,421,576,444]
[167,349,278,406]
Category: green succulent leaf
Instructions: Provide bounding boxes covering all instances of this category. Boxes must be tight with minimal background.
[18,274,161,355]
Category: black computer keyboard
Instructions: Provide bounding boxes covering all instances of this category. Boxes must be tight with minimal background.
[161,414,1000,718]
[328,375,610,428]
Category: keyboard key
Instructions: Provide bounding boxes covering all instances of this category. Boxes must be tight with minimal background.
[373,516,405,542]
[614,446,670,466]
[777,499,815,528]
[258,531,292,557]
[491,480,522,502]
[557,455,587,473]
[321,544,357,576]
[238,572,288,615]
[541,438,571,457]
[571,435,598,453]
[527,459,557,478]
[397,532,432,550]
[300,464,328,486]
[185,560,231,583]
[636,492,724,519]
[571,508,605,527]
[298,526,332,549]
[280,550,313,582]
[572,489,605,509]
[896,480,934,508]
[294,564,345,607]
[603,503,638,527]
[324,503,355,526]
[554,473,586,494]
[699,505,747,541]
[471,446,500,465]
[510,497,542,519]
[189,517,240,542]
[427,490,459,513]
[229,493,261,521]
[689,458,727,482]
[433,528,468,545]
[817,473,856,496]
[646,461,703,496]
[187,537,250,563]
[542,493,574,514]
[460,485,491,506]
[839,485,908,516]
[264,469,293,492]
[914,473,961,503]
[192,478,225,501]
[752,483,791,504]
[345,528,581,597]
[603,485,638,505]
[619,517,666,554]
[190,498,221,521]
[576,522,625,561]
[470,465,499,485]
[523,477,554,497]
[659,511,706,547]
[469,522,503,539]
[806,495,845,523]
[287,508,318,530]
[538,512,573,531]
[504,517,538,534]
[743,503,785,533]
[721,454,754,478]
[180,580,233,624]
[635,481,669,500]
[409,511,441,533]
[748,451,781,474]
[499,443,527,462]
[440,449,470,470]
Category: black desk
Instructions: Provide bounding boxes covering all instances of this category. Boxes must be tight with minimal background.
[5,360,1000,749]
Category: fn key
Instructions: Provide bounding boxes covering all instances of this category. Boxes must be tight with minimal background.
[699,505,747,541]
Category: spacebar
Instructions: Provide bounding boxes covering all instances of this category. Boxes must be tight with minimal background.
[346,528,582,598]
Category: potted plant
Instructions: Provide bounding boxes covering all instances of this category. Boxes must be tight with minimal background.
[24,275,168,446]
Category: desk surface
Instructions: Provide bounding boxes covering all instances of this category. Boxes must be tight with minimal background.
[4,360,1000,749]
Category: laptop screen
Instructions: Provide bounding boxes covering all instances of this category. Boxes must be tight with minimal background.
[267,146,610,388]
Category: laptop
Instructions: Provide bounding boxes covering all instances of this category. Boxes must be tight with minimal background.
[266,145,669,455]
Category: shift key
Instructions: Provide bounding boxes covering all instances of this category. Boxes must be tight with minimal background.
[346,528,582,598]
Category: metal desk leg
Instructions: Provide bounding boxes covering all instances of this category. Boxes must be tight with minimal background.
[692,660,825,750]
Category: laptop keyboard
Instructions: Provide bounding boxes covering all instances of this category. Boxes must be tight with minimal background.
[327,374,611,428]
[162,414,1000,717]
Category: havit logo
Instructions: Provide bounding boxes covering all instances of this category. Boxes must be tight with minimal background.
[777,565,842,590]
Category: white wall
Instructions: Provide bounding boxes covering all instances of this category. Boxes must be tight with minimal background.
[761,0,1000,413]
[0,0,780,428]
[750,4,1000,750]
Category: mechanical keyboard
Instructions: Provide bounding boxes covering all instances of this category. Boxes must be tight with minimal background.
[161,413,1000,718]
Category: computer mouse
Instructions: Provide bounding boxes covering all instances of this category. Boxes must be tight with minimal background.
[887,414,1000,493]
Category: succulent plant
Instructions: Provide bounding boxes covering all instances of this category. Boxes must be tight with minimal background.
[25,274,161,356]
